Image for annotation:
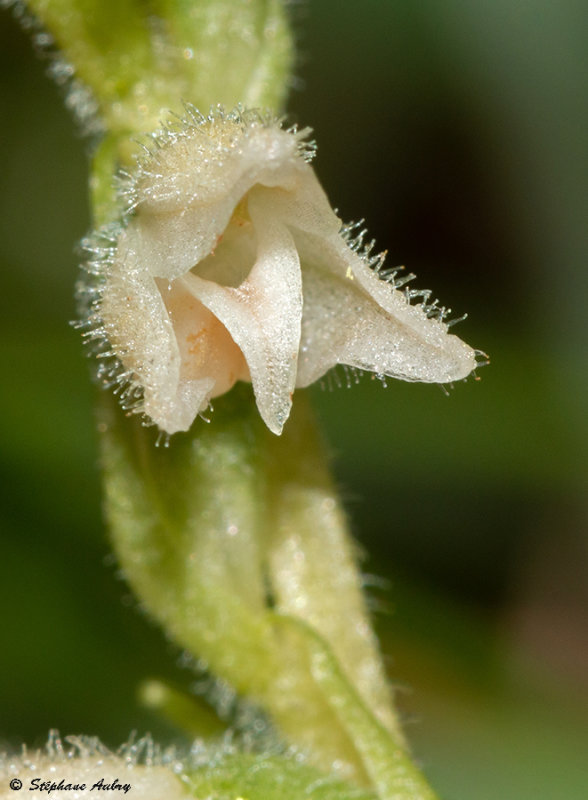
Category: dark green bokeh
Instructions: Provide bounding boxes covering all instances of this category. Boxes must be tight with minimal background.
[1,3,587,798]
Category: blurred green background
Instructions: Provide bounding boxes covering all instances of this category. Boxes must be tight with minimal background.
[1,2,587,798]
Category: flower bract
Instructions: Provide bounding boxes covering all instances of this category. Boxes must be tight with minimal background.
[81,106,478,435]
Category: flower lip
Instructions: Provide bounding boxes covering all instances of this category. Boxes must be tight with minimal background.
[79,105,479,436]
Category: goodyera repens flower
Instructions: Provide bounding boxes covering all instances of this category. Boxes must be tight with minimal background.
[80,106,479,435]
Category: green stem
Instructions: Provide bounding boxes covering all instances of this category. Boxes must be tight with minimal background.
[100,387,439,798]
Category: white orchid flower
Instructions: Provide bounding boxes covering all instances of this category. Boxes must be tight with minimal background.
[81,106,478,436]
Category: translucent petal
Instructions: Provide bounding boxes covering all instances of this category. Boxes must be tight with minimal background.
[133,121,306,281]
[249,166,341,240]
[102,228,217,433]
[296,237,476,387]
[181,189,303,434]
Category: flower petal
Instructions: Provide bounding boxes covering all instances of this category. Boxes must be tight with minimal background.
[101,227,215,433]
[132,115,305,282]
[296,235,477,387]
[180,188,303,434]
